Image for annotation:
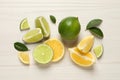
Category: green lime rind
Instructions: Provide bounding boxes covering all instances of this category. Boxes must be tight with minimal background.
[14,42,28,51]
[89,27,104,39]
[86,19,102,30]
[50,15,56,24]
[33,44,53,64]
[23,28,43,43]
[20,18,30,31]
[58,17,81,40]
[93,44,103,58]
[35,16,50,38]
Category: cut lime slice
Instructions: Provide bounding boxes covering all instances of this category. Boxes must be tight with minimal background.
[20,18,30,31]
[35,16,50,38]
[33,44,53,64]
[23,28,43,43]
[93,44,103,58]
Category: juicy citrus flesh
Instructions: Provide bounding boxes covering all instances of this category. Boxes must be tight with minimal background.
[23,28,43,43]
[77,35,94,54]
[45,38,64,62]
[69,47,95,67]
[33,44,53,64]
[58,17,81,40]
[20,18,30,31]
[93,44,103,58]
[18,52,30,65]
[35,16,50,38]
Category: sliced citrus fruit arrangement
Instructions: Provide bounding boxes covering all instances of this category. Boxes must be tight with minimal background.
[23,28,43,43]
[18,52,30,65]
[35,16,50,38]
[33,44,53,64]
[93,44,103,58]
[44,38,64,62]
[20,18,30,31]
[69,47,95,67]
[77,35,94,54]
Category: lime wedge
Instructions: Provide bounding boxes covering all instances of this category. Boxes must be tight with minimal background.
[93,44,103,58]
[35,16,50,38]
[23,28,43,43]
[33,44,53,64]
[20,18,30,31]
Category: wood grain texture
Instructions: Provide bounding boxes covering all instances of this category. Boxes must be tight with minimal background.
[0,0,120,80]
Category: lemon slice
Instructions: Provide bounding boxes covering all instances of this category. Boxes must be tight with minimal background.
[35,16,50,38]
[44,38,64,62]
[69,47,95,67]
[93,44,103,58]
[33,44,53,64]
[23,28,43,43]
[20,18,30,31]
[18,52,30,65]
[77,35,94,54]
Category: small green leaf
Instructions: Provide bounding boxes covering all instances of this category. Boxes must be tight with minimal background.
[14,42,28,51]
[89,27,104,39]
[50,15,56,24]
[86,19,102,29]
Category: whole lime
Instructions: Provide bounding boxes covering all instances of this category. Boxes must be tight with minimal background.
[58,17,81,40]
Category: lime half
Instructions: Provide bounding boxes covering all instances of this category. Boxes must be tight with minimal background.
[20,18,30,31]
[33,44,53,64]
[23,28,43,43]
[35,16,50,38]
[93,44,103,58]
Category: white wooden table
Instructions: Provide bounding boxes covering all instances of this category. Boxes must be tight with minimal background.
[0,0,120,80]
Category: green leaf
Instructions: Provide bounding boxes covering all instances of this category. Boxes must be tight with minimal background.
[89,27,104,39]
[86,19,102,29]
[50,15,56,24]
[14,42,28,51]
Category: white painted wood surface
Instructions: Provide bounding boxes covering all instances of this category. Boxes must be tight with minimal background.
[0,0,120,80]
